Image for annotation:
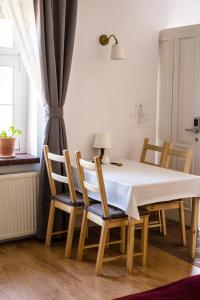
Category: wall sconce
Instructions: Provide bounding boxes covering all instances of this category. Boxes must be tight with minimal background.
[99,34,125,60]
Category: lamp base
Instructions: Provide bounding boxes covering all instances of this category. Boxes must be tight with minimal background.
[101,152,110,165]
[100,148,105,163]
[99,148,110,164]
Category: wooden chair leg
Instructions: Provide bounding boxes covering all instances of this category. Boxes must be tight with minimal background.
[120,226,126,254]
[86,224,89,238]
[161,209,167,236]
[65,207,77,258]
[141,216,149,266]
[126,221,131,270]
[45,199,55,247]
[127,221,135,273]
[77,209,88,261]
[179,201,186,246]
[95,221,109,276]
[158,210,163,233]
[106,228,110,248]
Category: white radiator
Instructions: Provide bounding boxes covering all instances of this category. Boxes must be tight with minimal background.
[0,172,39,241]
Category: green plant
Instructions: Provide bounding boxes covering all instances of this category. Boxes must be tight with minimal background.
[0,126,22,138]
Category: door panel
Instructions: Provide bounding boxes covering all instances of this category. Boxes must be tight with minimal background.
[157,38,173,144]
[172,35,197,149]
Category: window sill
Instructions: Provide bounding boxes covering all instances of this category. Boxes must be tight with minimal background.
[0,152,40,167]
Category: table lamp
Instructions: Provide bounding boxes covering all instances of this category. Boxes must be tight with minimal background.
[94,133,111,164]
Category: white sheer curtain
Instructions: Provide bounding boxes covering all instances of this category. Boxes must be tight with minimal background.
[1,0,45,156]
[2,0,44,105]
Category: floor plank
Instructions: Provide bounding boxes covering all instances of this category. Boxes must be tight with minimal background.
[0,235,199,300]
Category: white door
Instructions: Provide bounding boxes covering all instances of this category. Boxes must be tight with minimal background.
[157,24,200,226]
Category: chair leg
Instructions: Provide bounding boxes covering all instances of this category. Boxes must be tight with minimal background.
[86,225,89,238]
[120,226,126,254]
[158,210,163,233]
[141,216,149,266]
[179,201,186,246]
[106,228,110,248]
[127,221,135,273]
[65,207,77,258]
[161,209,167,236]
[95,221,109,275]
[77,209,88,261]
[45,199,55,247]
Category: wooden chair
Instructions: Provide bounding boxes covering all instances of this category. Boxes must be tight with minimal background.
[76,151,149,275]
[145,146,193,246]
[140,137,169,167]
[164,147,193,173]
[44,145,85,258]
[140,138,170,233]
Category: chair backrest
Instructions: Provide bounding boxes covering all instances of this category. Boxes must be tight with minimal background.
[75,151,110,218]
[163,146,193,173]
[140,138,170,167]
[43,145,77,203]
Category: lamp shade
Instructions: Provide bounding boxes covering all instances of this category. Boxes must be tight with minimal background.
[94,133,111,149]
[111,43,125,60]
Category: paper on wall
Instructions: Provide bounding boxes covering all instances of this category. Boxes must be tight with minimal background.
[135,100,152,128]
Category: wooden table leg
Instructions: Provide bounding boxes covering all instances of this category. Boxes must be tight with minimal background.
[189,197,199,259]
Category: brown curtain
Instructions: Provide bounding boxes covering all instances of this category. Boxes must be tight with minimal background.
[34,0,77,238]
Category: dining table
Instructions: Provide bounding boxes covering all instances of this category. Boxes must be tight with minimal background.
[72,158,200,259]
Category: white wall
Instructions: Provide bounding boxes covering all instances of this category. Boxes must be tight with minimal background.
[64,0,200,161]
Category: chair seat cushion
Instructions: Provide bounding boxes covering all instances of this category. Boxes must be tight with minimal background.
[87,203,127,220]
[55,192,97,207]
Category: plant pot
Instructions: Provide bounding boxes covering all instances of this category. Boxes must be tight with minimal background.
[0,137,16,158]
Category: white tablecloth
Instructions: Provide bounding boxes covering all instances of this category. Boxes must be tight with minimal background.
[72,159,200,219]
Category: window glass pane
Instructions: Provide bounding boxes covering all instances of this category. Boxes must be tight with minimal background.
[0,105,13,132]
[0,19,13,48]
[0,66,13,105]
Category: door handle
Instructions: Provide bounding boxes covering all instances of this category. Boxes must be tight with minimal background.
[185,128,200,133]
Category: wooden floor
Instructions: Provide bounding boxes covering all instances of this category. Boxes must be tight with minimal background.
[0,235,200,300]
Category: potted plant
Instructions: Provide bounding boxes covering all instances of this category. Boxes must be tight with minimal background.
[0,126,22,158]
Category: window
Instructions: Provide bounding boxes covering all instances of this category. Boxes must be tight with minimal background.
[0,18,13,48]
[0,17,28,150]
[0,66,13,129]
